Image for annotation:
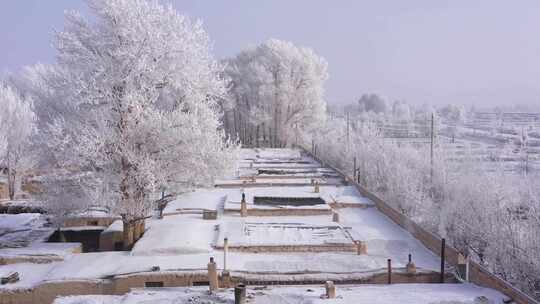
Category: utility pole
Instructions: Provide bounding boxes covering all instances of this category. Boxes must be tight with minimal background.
[430,113,434,180]
[346,111,350,148]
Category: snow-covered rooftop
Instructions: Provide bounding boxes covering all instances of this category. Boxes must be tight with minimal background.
[52,284,507,304]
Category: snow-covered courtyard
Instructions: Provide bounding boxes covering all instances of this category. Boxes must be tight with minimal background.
[0,148,510,303]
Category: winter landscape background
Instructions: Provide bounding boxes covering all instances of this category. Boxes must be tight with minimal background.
[0,0,539,303]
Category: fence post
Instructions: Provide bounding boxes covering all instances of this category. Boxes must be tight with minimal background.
[387,259,392,284]
[353,157,357,180]
[440,238,446,283]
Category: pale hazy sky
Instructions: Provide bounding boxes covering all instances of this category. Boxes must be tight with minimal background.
[1,1,540,107]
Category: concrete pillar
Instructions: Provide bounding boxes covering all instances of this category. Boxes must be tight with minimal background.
[240,193,248,217]
[406,254,416,274]
[208,257,219,292]
[234,283,246,304]
[356,241,367,255]
[223,238,229,271]
[325,281,336,299]
[332,212,339,223]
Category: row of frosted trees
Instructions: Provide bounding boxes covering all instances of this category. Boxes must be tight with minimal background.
[0,0,331,248]
[310,114,540,299]
[0,0,241,246]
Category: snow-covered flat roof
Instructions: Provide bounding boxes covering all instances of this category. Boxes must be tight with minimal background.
[52,284,507,304]
[215,221,353,247]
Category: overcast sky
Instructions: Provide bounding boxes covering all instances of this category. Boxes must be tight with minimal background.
[1,0,540,107]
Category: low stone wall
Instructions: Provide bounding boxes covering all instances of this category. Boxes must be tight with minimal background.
[223,207,332,216]
[236,269,456,286]
[468,261,538,304]
[328,202,373,209]
[0,280,110,304]
[304,148,539,304]
[0,255,63,265]
[63,217,117,228]
[0,268,458,304]
[214,243,356,253]
[112,271,209,294]
[215,181,343,188]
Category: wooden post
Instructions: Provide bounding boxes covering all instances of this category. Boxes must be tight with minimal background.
[387,259,392,284]
[353,157,357,180]
[406,253,416,274]
[346,112,350,147]
[256,125,260,148]
[430,113,434,180]
[440,238,446,283]
[240,192,247,217]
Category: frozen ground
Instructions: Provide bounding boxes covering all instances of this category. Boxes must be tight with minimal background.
[53,284,506,304]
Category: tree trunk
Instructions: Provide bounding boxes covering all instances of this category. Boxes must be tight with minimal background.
[122,220,134,250]
[273,107,278,148]
[256,125,260,147]
[7,167,16,200]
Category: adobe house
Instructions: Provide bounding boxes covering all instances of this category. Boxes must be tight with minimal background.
[62,206,119,228]
[49,206,120,252]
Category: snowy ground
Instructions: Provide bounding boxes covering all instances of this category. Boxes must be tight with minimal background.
[0,213,51,248]
[53,284,506,304]
[0,148,504,302]
[215,221,352,247]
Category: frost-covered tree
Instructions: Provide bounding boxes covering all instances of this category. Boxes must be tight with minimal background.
[29,0,238,230]
[226,39,328,147]
[392,101,411,121]
[439,104,466,124]
[310,112,540,299]
[0,83,36,200]
[358,93,388,114]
